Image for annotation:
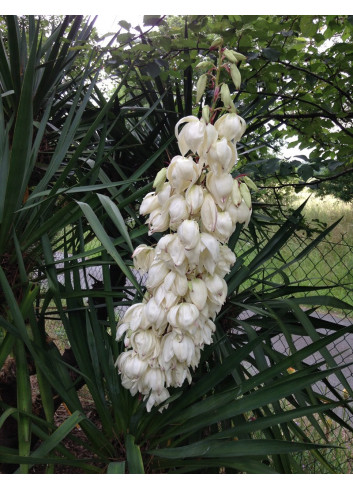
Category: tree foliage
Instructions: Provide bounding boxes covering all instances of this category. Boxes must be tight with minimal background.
[106,14,353,199]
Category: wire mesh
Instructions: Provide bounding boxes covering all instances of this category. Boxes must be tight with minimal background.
[235,229,353,473]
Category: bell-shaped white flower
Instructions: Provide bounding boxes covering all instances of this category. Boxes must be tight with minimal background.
[175,116,206,156]
[130,329,161,360]
[119,303,149,332]
[207,138,237,175]
[214,113,246,142]
[185,184,204,216]
[138,366,166,395]
[204,274,228,306]
[154,283,179,310]
[153,167,167,190]
[116,350,149,379]
[177,219,200,250]
[240,182,252,209]
[161,330,196,365]
[132,244,155,273]
[187,278,208,310]
[145,260,170,290]
[145,387,170,413]
[164,270,188,297]
[167,302,200,329]
[214,245,236,276]
[139,192,160,216]
[167,155,201,193]
[156,233,186,268]
[200,193,217,233]
[198,232,220,275]
[192,317,216,346]
[121,374,139,396]
[145,297,167,330]
[146,207,170,235]
[206,171,234,211]
[184,240,201,272]
[116,322,129,341]
[214,211,234,243]
[198,123,219,159]
[232,199,252,225]
[168,194,189,230]
[156,182,172,207]
[164,362,192,389]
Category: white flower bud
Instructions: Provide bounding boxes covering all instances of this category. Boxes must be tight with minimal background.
[214,113,246,142]
[240,182,252,209]
[232,51,247,62]
[220,83,235,111]
[153,167,167,190]
[196,73,207,104]
[210,37,223,48]
[223,49,238,63]
[202,105,210,123]
[230,63,241,90]
[231,179,242,206]
[116,322,129,341]
[243,175,258,191]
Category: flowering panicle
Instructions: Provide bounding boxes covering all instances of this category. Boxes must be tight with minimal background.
[115,42,256,412]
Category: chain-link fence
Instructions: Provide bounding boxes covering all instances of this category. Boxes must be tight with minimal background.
[235,229,353,473]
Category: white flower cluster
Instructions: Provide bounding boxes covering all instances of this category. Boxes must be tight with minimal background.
[116,112,252,412]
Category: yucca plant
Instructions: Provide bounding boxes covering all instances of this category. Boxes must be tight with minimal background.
[0,15,352,475]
